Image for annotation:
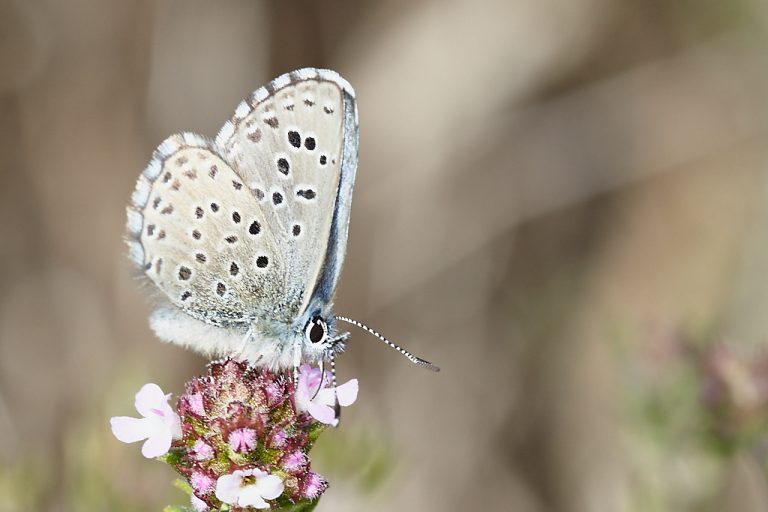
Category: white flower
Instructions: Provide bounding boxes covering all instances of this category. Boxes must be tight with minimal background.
[215,468,284,509]
[110,383,182,458]
[295,364,358,425]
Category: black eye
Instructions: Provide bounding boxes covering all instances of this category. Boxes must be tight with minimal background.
[306,317,327,344]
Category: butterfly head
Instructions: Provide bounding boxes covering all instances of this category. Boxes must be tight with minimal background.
[297,309,348,363]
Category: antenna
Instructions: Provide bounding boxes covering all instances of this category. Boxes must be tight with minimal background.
[330,354,338,388]
[335,316,440,372]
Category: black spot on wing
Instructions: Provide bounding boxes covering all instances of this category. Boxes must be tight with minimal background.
[277,158,290,175]
[297,189,316,200]
[288,131,301,148]
[178,266,191,281]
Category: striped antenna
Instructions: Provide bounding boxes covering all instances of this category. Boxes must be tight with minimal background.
[335,316,440,372]
[330,354,338,388]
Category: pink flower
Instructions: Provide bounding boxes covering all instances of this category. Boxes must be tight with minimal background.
[268,428,287,448]
[190,471,215,494]
[301,472,327,500]
[192,439,214,461]
[228,427,257,453]
[187,393,206,416]
[282,451,307,472]
[110,383,181,458]
[264,382,283,405]
[215,468,284,509]
[295,364,358,424]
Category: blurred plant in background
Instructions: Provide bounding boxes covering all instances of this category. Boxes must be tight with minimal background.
[621,329,768,512]
[700,344,768,446]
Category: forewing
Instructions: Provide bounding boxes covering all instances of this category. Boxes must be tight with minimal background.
[215,69,359,318]
[126,134,287,325]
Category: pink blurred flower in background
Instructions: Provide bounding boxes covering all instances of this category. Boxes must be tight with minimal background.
[700,343,768,437]
[110,383,181,458]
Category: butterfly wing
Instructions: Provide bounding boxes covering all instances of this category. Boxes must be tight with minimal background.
[214,69,358,319]
[127,69,358,330]
[126,133,288,325]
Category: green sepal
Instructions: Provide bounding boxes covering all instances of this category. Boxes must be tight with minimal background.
[161,448,186,467]
[272,498,321,512]
[306,422,327,445]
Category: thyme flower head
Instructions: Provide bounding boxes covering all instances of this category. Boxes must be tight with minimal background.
[111,359,358,510]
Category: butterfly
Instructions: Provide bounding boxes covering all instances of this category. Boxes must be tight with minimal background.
[126,68,438,376]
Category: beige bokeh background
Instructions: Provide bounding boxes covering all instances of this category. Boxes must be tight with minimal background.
[2,1,768,511]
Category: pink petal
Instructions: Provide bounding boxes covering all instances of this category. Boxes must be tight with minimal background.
[282,451,306,472]
[190,472,215,494]
[215,473,243,504]
[134,383,168,418]
[187,393,206,416]
[299,365,322,394]
[263,383,283,405]
[237,486,269,509]
[336,379,358,406]
[193,440,214,461]
[140,426,172,458]
[314,388,337,407]
[297,364,312,391]
[301,472,325,500]
[228,427,257,452]
[110,416,151,443]
[167,409,182,439]
[269,429,287,448]
[255,474,284,500]
[308,401,336,424]
[151,400,182,438]
[248,468,267,479]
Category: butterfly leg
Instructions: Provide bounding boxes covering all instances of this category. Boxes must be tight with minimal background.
[311,359,325,400]
[292,339,302,384]
[233,325,254,361]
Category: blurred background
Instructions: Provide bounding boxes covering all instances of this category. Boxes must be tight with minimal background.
[2,0,768,511]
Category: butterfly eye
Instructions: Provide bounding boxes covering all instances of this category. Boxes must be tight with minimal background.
[306,316,327,344]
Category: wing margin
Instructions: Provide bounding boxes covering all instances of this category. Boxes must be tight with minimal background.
[306,76,359,310]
